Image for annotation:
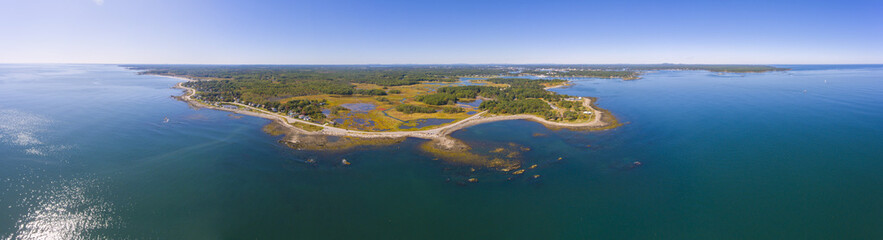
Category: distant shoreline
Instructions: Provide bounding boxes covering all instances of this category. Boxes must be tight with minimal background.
[158,74,618,151]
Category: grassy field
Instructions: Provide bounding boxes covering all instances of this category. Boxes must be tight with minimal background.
[288,121,324,132]
[281,82,476,131]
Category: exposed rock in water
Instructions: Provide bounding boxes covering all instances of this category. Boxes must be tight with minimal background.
[262,121,290,136]
[418,139,521,171]
[285,133,405,151]
[430,136,470,152]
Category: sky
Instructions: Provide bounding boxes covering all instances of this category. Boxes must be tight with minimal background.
[0,0,881,64]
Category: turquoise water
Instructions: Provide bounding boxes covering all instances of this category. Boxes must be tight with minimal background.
[1,64,882,239]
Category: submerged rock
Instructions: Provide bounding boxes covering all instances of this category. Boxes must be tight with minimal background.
[529,164,537,169]
[467,178,478,183]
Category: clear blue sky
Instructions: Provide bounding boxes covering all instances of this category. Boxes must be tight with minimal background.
[1,0,881,64]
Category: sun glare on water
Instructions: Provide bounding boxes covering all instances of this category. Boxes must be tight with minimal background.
[7,178,116,240]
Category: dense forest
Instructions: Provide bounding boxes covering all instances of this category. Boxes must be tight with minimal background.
[129,65,508,85]
[479,99,551,115]
[422,78,569,116]
[127,65,513,104]
[126,64,784,104]
[435,78,567,102]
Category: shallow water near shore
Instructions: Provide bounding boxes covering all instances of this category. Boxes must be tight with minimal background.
[2,64,883,239]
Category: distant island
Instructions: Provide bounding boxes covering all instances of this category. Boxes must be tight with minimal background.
[125,64,786,169]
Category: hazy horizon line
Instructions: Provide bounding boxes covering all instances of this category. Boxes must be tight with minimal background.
[2,62,882,66]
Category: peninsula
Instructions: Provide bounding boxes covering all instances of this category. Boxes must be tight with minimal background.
[127,64,785,169]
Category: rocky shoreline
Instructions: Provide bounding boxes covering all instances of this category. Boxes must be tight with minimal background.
[163,74,618,162]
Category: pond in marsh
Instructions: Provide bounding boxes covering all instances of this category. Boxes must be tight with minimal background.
[458,98,483,108]
[339,103,376,112]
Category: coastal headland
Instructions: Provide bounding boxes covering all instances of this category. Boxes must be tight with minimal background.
[170,79,617,168]
[139,64,785,169]
[160,75,615,170]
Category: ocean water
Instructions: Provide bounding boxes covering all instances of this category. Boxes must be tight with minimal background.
[1,64,882,239]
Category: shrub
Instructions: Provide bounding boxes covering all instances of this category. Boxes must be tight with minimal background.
[395,104,437,114]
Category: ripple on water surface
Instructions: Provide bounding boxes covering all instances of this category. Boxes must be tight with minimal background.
[0,109,74,158]
[5,177,117,240]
